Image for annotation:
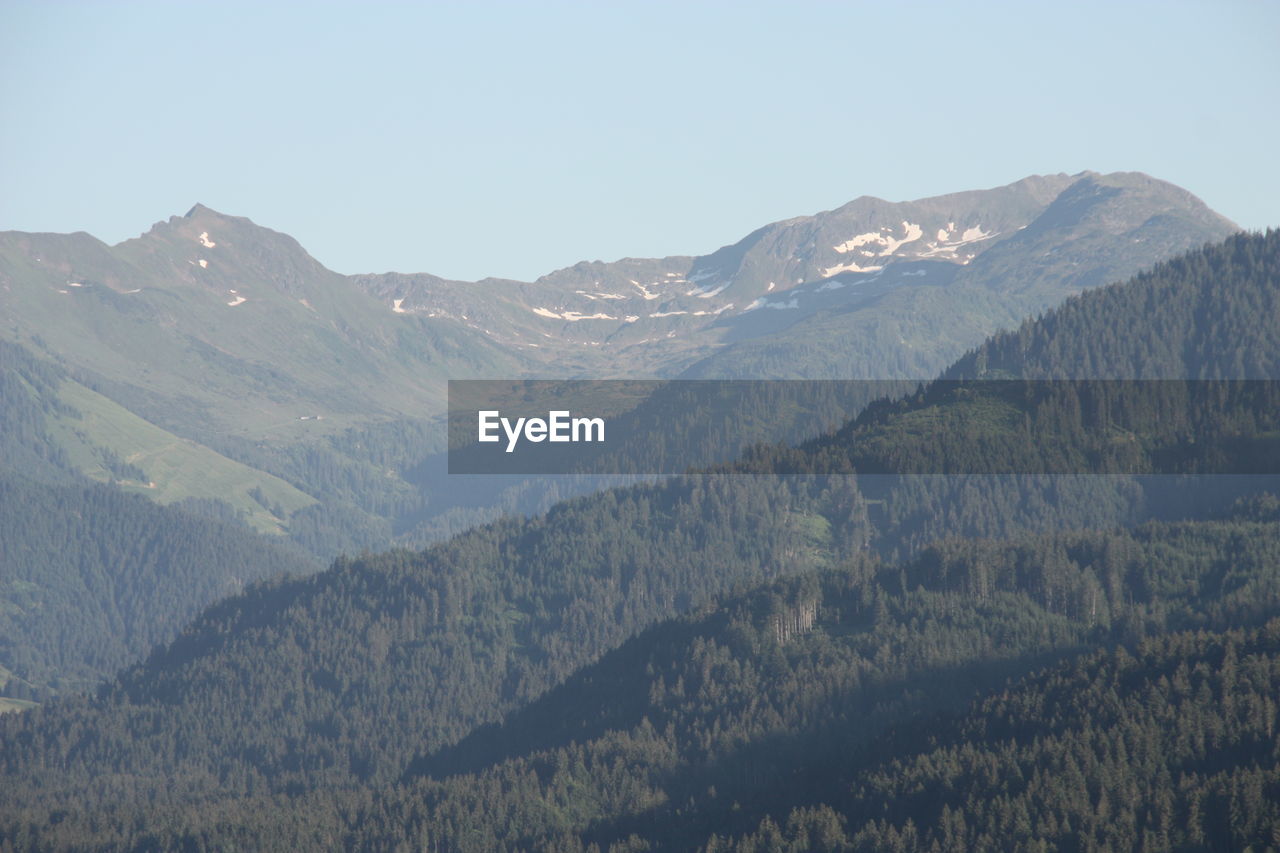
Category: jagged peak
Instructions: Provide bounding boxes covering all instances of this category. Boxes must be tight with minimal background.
[181,203,244,223]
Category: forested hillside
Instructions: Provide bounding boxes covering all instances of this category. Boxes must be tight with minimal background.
[1,231,1277,849]
[720,608,1280,851]
[790,230,1280,557]
[5,503,1278,849]
[0,341,320,697]
[0,475,317,698]
[0,473,864,797]
[946,228,1280,380]
[824,618,1280,852]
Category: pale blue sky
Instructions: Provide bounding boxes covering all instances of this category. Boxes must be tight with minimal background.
[2,1,1277,281]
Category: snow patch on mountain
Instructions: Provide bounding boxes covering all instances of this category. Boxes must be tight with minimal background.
[631,280,662,300]
[745,295,802,312]
[918,224,998,258]
[532,307,616,321]
[821,260,884,277]
[834,221,923,257]
[198,232,217,248]
[833,230,887,253]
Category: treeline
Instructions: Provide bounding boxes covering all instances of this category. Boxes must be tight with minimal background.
[0,473,318,697]
[0,341,326,696]
[0,340,77,482]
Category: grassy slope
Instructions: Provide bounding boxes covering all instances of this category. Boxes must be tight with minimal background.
[47,379,316,533]
[0,698,38,714]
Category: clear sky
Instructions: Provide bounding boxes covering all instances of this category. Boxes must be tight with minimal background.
[2,1,1277,282]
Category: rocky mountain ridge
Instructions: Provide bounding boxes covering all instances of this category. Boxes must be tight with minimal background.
[352,170,1236,376]
[0,170,1239,551]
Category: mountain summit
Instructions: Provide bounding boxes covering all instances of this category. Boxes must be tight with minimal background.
[0,171,1239,516]
[348,171,1235,377]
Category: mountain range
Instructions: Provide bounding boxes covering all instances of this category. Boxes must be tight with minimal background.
[0,171,1237,545]
[2,171,1234,428]
[1,175,1274,849]
[0,171,1245,696]
[1,227,1277,850]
